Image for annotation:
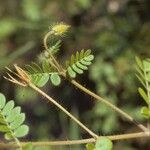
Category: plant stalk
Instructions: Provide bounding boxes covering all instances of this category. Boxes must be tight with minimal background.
[0,131,149,148]
[44,29,148,132]
[29,83,98,139]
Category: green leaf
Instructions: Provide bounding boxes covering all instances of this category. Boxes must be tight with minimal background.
[0,116,6,124]
[31,62,43,73]
[4,132,14,140]
[42,60,52,73]
[14,125,29,138]
[0,125,9,132]
[72,64,83,74]
[146,72,150,82]
[66,49,94,78]
[67,67,76,78]
[23,143,33,150]
[34,74,49,87]
[2,100,14,116]
[138,88,149,104]
[48,40,61,54]
[84,49,92,56]
[76,62,88,70]
[0,93,29,142]
[135,56,143,70]
[6,107,21,122]
[84,55,94,61]
[50,73,61,86]
[0,93,6,109]
[143,60,150,72]
[141,106,150,119]
[10,113,25,129]
[135,74,146,88]
[86,143,95,150]
[95,138,113,150]
[79,49,85,59]
[80,59,92,65]
[135,66,145,79]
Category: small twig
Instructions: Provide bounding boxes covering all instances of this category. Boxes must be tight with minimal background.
[43,31,62,71]
[0,131,149,148]
[4,66,98,139]
[29,83,98,139]
[69,79,148,132]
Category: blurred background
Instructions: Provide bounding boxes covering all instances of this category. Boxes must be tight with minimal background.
[0,0,150,149]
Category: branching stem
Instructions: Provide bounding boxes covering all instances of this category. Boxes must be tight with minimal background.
[0,132,149,148]
[43,32,148,132]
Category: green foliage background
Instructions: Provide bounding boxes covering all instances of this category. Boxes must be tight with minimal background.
[0,0,149,149]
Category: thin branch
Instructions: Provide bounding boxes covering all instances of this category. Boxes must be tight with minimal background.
[29,83,99,139]
[43,31,148,132]
[4,67,98,138]
[69,79,148,132]
[0,132,149,148]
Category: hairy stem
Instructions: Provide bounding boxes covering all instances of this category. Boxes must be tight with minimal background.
[29,83,98,138]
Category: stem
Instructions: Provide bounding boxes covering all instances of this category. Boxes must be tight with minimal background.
[43,31,62,71]
[0,132,149,148]
[29,83,98,139]
[43,30,148,132]
[69,79,148,132]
